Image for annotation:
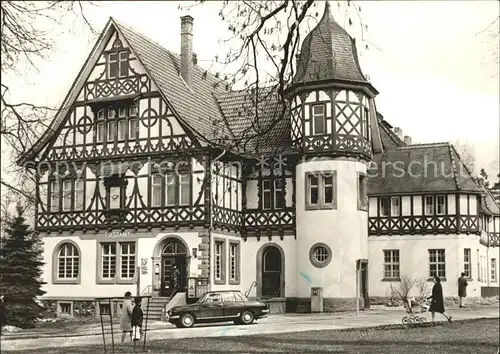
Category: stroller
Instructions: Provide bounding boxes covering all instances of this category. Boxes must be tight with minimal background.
[401,297,431,325]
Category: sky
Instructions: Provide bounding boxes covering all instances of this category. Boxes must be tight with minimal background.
[3,0,500,176]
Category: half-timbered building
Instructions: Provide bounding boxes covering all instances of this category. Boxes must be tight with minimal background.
[20,2,499,317]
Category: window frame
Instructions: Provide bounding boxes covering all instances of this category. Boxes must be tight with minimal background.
[179,172,190,206]
[108,52,119,79]
[151,174,163,207]
[262,179,272,210]
[424,195,434,215]
[379,197,390,217]
[57,301,73,316]
[165,172,176,206]
[52,240,81,285]
[274,179,285,210]
[62,179,73,211]
[390,196,401,217]
[311,103,326,135]
[357,172,367,211]
[309,243,332,268]
[491,258,497,283]
[463,248,472,279]
[50,179,60,212]
[428,249,446,279]
[213,238,226,285]
[129,118,138,140]
[96,240,137,284]
[96,121,106,143]
[228,241,241,285]
[436,195,446,215]
[74,179,84,211]
[117,119,127,141]
[119,242,136,280]
[383,249,400,280]
[305,171,337,210]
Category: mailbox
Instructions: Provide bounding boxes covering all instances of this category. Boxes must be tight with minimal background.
[310,287,323,313]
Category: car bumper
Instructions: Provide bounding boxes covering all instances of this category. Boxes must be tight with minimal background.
[257,309,270,318]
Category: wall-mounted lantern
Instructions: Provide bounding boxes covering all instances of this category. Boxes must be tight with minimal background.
[192,248,198,259]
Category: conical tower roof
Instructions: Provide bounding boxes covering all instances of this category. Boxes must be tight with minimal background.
[293,1,370,87]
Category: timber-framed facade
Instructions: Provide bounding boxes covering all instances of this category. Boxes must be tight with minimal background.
[20,3,499,318]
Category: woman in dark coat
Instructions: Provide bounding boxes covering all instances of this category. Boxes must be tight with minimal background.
[428,276,452,322]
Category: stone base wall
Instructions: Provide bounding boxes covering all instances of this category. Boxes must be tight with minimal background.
[40,300,58,318]
[40,300,100,318]
[286,297,366,313]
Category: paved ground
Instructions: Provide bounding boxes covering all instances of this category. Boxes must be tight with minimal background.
[1,305,498,352]
[5,318,499,354]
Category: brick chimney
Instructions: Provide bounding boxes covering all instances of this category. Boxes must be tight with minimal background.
[393,127,403,140]
[404,135,412,145]
[180,15,194,85]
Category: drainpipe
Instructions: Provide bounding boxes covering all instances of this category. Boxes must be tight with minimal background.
[208,149,227,290]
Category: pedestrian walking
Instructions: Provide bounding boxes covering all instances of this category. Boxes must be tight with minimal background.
[131,296,144,341]
[120,291,134,342]
[458,272,468,308]
[428,276,452,322]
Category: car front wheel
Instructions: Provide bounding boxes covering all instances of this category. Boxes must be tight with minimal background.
[239,310,255,325]
[180,313,195,328]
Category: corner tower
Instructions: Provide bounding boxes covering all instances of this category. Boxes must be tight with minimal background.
[288,2,382,310]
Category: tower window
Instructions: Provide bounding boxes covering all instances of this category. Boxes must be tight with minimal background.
[312,104,326,135]
[305,171,337,210]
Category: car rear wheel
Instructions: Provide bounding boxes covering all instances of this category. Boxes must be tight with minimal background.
[239,310,255,325]
[180,313,195,328]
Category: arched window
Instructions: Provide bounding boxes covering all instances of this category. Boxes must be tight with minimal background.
[57,243,80,279]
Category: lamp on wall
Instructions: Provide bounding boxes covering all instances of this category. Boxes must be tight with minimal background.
[192,248,198,259]
[154,264,160,274]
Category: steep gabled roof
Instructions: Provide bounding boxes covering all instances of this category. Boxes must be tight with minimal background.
[113,19,232,144]
[18,18,234,165]
[215,87,291,154]
[368,142,483,195]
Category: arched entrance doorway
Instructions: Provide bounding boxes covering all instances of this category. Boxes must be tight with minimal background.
[159,239,188,297]
[257,244,284,298]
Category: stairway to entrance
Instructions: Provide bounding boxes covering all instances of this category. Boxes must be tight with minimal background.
[144,297,170,322]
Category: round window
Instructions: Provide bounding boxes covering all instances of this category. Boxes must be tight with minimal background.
[309,243,332,268]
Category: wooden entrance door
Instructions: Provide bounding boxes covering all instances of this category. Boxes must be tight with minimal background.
[159,239,187,297]
[262,246,282,297]
[360,262,370,309]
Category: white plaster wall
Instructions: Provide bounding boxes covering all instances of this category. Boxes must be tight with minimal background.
[40,231,202,299]
[296,159,368,298]
[239,237,297,298]
[368,234,487,299]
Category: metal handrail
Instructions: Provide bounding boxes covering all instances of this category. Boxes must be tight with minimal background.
[273,281,285,297]
[140,285,154,296]
[245,281,257,297]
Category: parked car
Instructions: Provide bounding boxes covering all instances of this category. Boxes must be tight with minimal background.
[166,290,269,328]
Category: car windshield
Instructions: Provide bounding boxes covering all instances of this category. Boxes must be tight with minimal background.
[197,291,249,303]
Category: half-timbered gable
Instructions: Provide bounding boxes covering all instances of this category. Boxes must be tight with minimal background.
[367,143,483,236]
[242,154,296,239]
[211,155,243,232]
